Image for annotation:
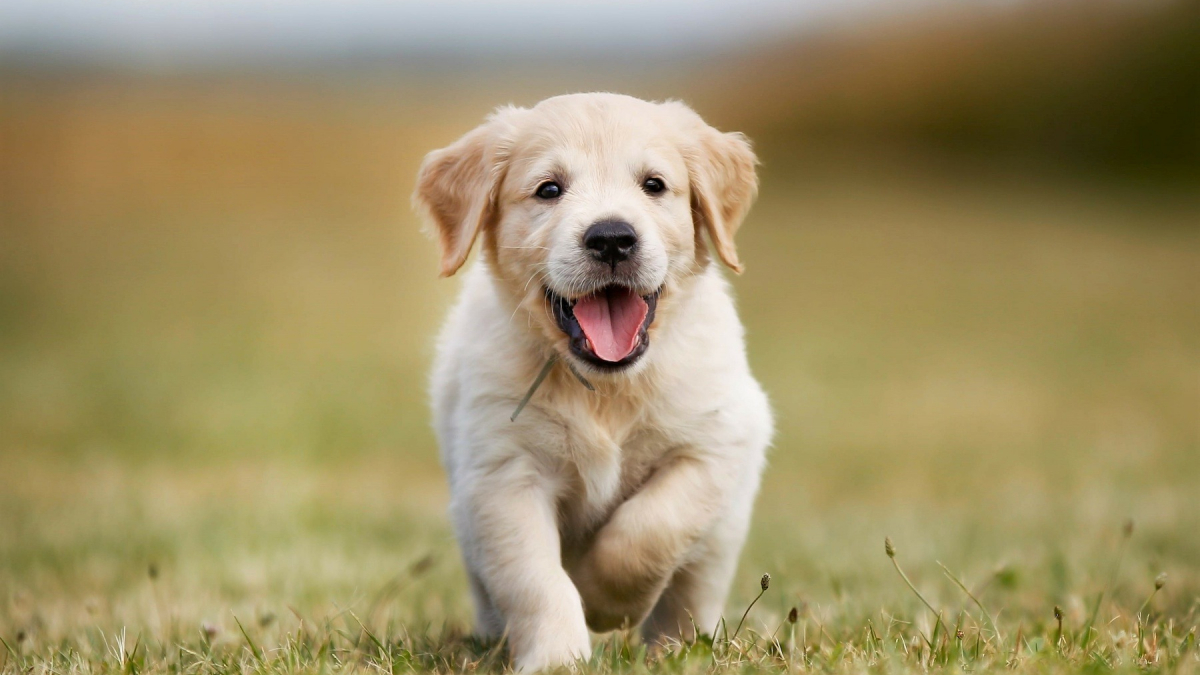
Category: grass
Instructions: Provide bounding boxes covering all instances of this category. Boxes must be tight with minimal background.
[0,475,1193,675]
[1,76,1198,674]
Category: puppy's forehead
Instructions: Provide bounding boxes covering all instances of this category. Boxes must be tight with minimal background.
[510,95,681,167]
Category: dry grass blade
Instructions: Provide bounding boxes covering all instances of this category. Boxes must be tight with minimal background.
[1081,520,1134,649]
[232,615,265,666]
[886,538,945,647]
[937,561,1003,643]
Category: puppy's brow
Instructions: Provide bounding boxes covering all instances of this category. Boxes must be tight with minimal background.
[636,166,683,195]
[524,162,569,193]
[632,153,680,183]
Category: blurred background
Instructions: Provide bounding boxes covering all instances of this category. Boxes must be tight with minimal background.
[1,0,1197,649]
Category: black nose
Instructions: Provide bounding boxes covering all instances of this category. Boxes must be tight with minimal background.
[583,220,638,267]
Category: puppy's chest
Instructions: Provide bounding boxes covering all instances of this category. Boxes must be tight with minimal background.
[556,421,664,538]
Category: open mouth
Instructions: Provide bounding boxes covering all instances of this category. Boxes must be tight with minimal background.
[548,285,659,370]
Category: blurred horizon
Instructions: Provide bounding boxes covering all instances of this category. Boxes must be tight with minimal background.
[0,0,950,66]
[4,0,1197,184]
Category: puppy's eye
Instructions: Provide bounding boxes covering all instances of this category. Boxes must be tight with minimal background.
[535,182,562,200]
[642,177,666,194]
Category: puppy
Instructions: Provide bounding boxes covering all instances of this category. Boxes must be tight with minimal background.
[413,93,772,671]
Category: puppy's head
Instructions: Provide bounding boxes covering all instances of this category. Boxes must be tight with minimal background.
[414,93,757,375]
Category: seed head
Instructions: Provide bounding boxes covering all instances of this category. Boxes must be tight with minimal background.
[955,629,964,640]
[1155,573,1166,590]
[1054,606,1063,621]
[760,573,771,591]
[884,537,895,558]
[788,607,799,623]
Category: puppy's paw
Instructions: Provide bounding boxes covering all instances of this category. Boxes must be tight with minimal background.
[509,583,591,672]
[571,554,662,633]
[512,632,589,673]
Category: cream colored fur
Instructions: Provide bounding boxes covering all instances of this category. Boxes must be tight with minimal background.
[413,93,773,672]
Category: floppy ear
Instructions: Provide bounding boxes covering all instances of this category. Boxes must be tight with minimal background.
[413,111,514,277]
[677,108,759,273]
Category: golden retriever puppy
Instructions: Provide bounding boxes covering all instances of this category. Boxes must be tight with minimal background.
[413,93,772,671]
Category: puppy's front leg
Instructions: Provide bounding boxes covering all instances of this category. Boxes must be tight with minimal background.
[458,454,590,671]
[569,455,727,631]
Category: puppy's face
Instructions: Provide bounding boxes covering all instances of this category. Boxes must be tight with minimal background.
[415,94,757,375]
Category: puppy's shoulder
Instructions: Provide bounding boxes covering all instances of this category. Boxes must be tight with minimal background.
[661,267,748,370]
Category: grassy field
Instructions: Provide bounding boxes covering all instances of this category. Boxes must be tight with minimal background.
[1,78,1198,673]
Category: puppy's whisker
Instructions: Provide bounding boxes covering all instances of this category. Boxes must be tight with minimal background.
[511,272,546,324]
[521,271,542,294]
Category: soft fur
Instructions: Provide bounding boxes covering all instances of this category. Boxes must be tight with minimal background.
[413,93,773,671]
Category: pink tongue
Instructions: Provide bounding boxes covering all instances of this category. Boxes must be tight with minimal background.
[573,287,649,362]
